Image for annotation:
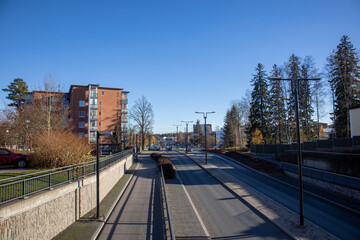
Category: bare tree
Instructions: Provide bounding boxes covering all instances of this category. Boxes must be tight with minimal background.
[129,96,154,150]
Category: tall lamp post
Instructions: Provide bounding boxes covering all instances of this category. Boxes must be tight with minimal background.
[195,111,215,164]
[96,131,112,219]
[173,124,181,148]
[269,77,320,226]
[181,121,193,153]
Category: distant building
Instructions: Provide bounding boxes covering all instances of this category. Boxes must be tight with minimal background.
[69,84,129,144]
[350,104,360,137]
[26,84,129,144]
[216,128,224,145]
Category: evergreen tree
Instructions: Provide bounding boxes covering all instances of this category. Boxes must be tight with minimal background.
[285,54,301,143]
[194,119,203,146]
[269,64,286,144]
[299,56,315,141]
[222,107,237,147]
[247,63,270,144]
[2,78,29,108]
[113,124,120,143]
[327,35,360,138]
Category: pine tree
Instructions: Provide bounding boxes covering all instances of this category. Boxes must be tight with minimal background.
[113,124,120,143]
[2,78,29,108]
[247,63,270,144]
[299,56,315,141]
[194,119,203,147]
[327,35,360,138]
[223,107,237,147]
[285,54,301,143]
[269,64,286,144]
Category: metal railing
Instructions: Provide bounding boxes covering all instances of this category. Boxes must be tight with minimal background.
[89,115,98,121]
[160,166,175,240]
[0,149,132,205]
[90,104,98,110]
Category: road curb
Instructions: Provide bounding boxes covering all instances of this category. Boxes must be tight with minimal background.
[180,151,340,240]
[91,162,140,240]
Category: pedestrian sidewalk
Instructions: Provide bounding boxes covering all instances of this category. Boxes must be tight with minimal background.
[165,173,210,240]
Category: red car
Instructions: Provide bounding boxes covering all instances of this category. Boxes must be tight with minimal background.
[0,148,28,168]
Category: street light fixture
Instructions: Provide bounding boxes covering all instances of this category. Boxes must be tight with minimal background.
[269,76,320,226]
[181,121,193,153]
[96,131,112,219]
[195,111,215,164]
[25,120,30,152]
[173,124,181,148]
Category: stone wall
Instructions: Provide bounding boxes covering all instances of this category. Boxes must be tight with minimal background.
[0,154,133,240]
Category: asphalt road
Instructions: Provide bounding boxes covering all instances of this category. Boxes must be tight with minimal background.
[188,150,360,240]
[97,153,163,240]
[166,151,291,240]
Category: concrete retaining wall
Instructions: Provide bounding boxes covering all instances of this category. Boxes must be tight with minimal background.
[0,154,133,240]
[281,162,360,190]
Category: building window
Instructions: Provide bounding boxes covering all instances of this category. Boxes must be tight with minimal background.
[99,122,101,126]
[102,91,104,96]
[117,92,119,98]
[41,95,45,100]
[116,112,118,118]
[99,112,101,116]
[99,101,101,106]
[79,111,85,118]
[78,132,85,137]
[79,100,85,107]
[79,122,85,128]
[117,102,119,108]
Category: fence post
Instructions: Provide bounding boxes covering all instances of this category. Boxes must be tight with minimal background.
[68,168,70,182]
[22,178,25,197]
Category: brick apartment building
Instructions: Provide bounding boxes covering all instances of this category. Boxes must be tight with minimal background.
[26,84,129,144]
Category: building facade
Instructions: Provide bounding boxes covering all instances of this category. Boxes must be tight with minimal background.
[69,84,129,144]
[26,84,129,144]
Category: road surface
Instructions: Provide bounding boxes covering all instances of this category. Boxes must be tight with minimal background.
[166,151,291,240]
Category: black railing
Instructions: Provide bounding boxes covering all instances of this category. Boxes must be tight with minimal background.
[0,149,132,205]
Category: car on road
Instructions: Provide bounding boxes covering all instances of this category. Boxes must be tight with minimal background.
[148,145,160,151]
[165,146,172,151]
[0,148,29,168]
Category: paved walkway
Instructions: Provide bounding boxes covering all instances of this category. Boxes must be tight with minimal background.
[97,154,163,240]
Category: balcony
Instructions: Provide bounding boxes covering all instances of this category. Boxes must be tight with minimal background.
[89,115,98,121]
[90,104,98,110]
[89,92,98,99]
[89,137,97,143]
[121,109,128,114]
[121,99,128,105]
[89,126,97,132]
[121,119,128,123]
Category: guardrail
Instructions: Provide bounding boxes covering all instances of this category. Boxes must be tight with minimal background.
[160,166,175,240]
[0,149,132,205]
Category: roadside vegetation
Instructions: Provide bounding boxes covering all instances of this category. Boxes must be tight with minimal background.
[150,153,175,179]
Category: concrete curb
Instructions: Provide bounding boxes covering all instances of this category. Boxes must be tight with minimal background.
[181,151,340,240]
[91,162,140,240]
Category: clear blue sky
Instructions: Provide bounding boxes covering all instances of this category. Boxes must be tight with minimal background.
[1,0,359,133]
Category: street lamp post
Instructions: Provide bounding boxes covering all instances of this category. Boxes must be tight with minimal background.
[5,130,9,147]
[195,112,215,164]
[173,124,181,148]
[96,131,112,219]
[181,121,193,153]
[269,77,320,226]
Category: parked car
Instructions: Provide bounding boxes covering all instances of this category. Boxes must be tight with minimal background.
[91,147,114,155]
[0,148,28,168]
[149,145,160,151]
[165,146,172,151]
